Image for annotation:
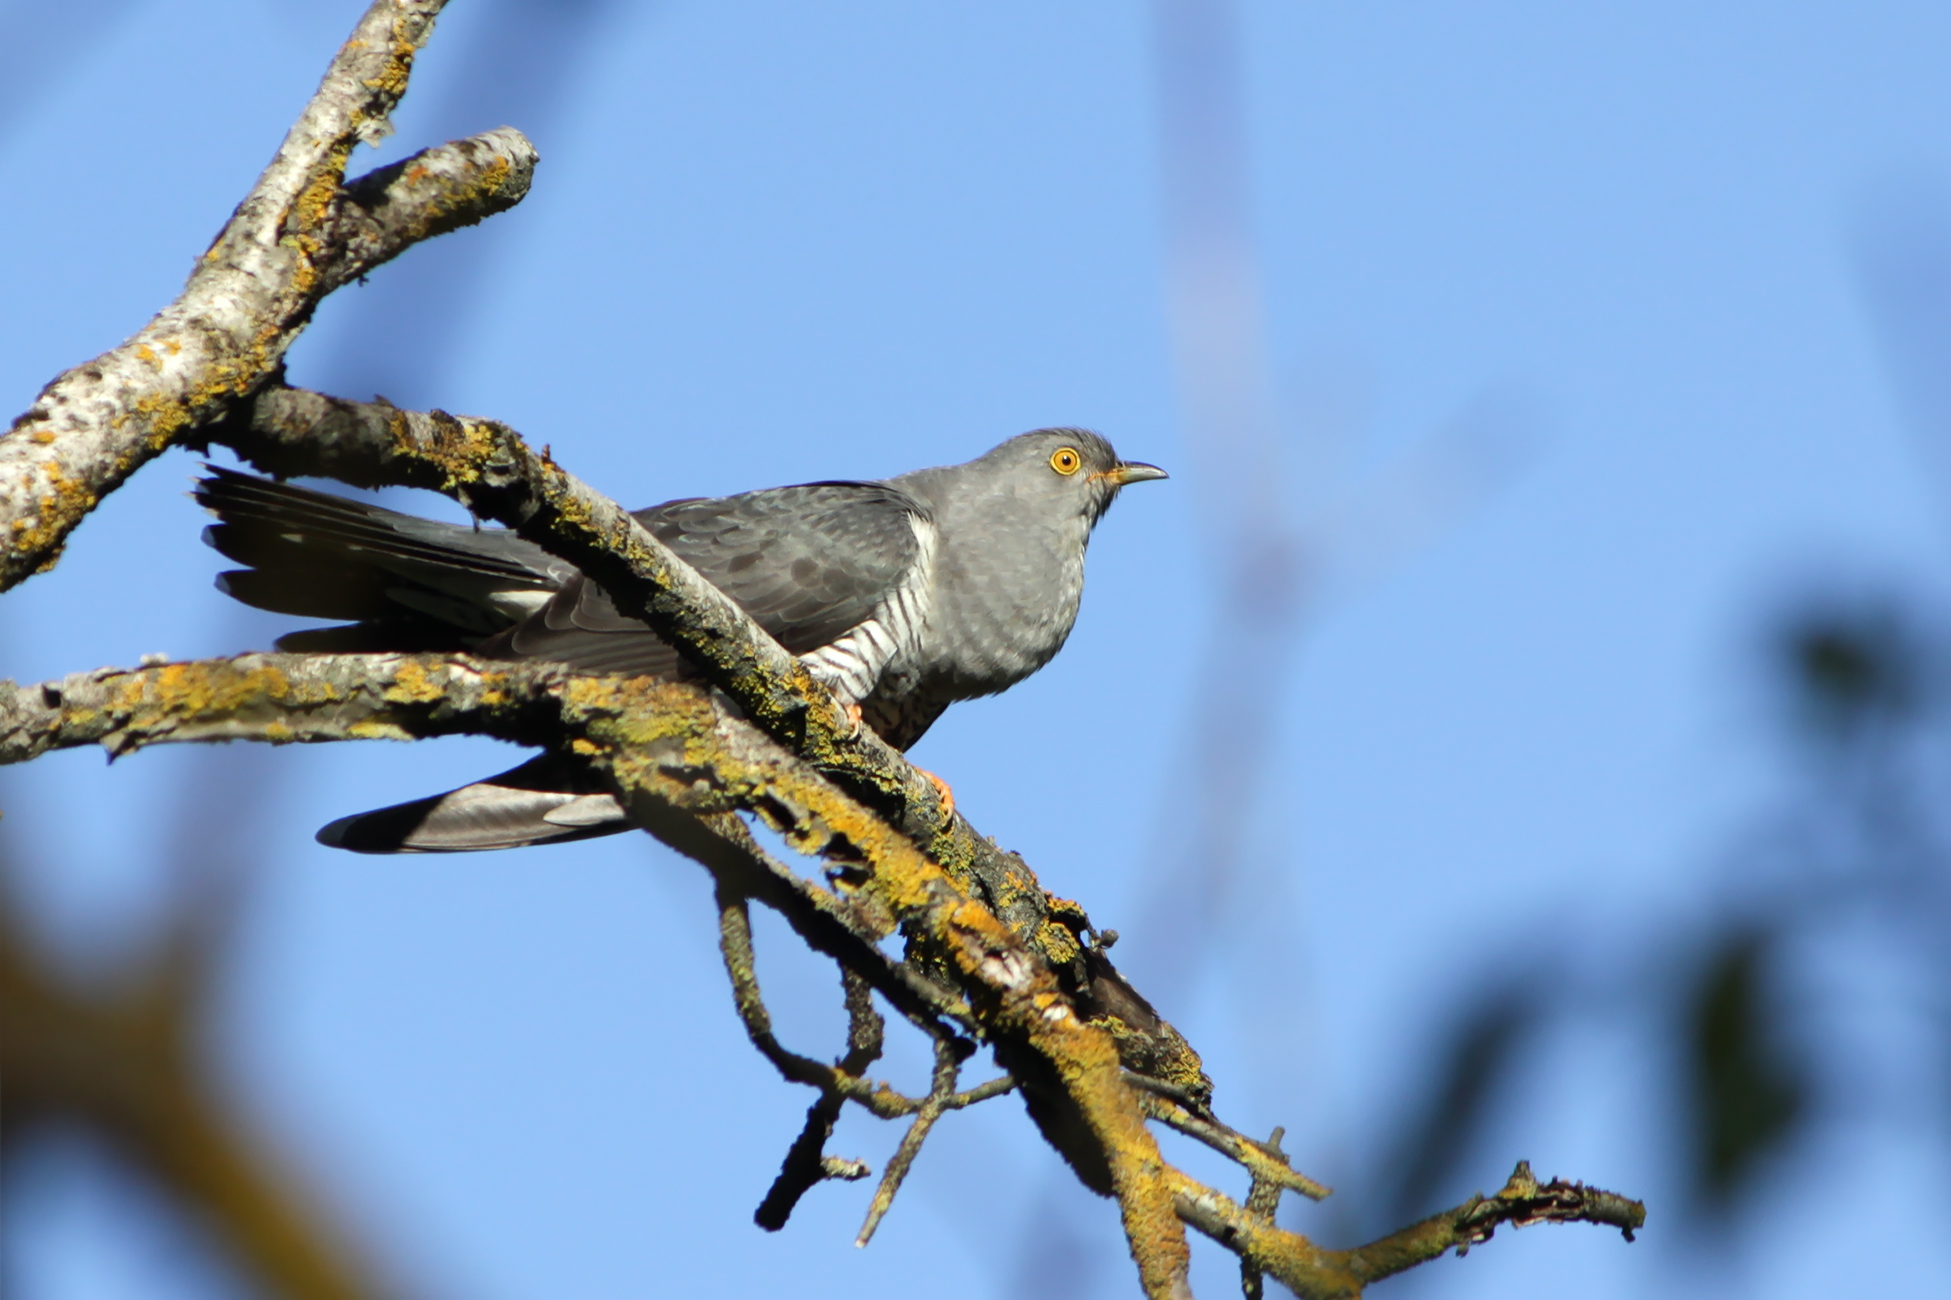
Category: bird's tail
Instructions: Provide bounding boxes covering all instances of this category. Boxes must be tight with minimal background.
[318,754,633,853]
[195,467,571,652]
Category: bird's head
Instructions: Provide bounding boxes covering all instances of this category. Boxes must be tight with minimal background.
[980,427,1168,525]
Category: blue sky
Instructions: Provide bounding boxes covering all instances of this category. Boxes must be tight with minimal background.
[4,2,1951,1297]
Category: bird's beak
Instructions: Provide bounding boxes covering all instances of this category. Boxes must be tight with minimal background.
[1099,461,1169,487]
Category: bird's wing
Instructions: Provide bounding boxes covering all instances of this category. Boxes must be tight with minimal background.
[499,481,929,676]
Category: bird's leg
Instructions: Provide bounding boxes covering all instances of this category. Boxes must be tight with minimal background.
[914,768,955,822]
[828,694,946,815]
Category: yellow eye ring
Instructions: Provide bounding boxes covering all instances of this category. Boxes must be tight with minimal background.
[1049,447,1083,476]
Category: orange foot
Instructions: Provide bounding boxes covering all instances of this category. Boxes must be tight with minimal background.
[915,767,955,822]
[843,701,864,735]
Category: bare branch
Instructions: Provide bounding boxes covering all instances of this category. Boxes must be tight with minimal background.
[1170,1160,1645,1300]
[755,1094,865,1230]
[0,644,1647,1294]
[1337,1160,1645,1285]
[1237,1126,1288,1300]
[13,650,1640,1297]
[313,127,538,296]
[0,1,544,588]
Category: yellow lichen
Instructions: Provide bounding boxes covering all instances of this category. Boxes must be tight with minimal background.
[380,660,446,704]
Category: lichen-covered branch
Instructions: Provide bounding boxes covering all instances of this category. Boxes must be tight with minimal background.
[1136,1091,1329,1202]
[1238,1127,1289,1300]
[1336,1161,1645,1285]
[310,127,536,296]
[0,0,539,588]
[1170,1160,1645,1300]
[714,869,1014,1237]
[0,643,1646,1296]
[0,653,1193,1296]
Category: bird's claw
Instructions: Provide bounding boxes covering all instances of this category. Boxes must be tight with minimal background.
[917,767,955,823]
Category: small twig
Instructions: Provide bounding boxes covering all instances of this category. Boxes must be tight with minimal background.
[707,870,961,1119]
[719,884,1016,1234]
[714,884,840,1092]
[1138,1091,1331,1201]
[724,891,887,1230]
[839,968,886,1075]
[1172,1158,1646,1300]
[755,1095,855,1231]
[1122,1069,1210,1111]
[1344,1160,1645,1280]
[855,1036,969,1246]
[1239,1126,1286,1300]
[674,810,976,1040]
[945,1075,1017,1109]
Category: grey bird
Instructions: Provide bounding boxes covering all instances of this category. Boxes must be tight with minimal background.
[195,428,1166,852]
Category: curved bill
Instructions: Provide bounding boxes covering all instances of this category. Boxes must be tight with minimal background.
[1102,461,1169,486]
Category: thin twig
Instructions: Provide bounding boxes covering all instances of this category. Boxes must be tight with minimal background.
[855,1036,969,1246]
[754,1094,855,1231]
[1239,1126,1286,1300]
[1138,1092,1331,1201]
[1338,1160,1645,1283]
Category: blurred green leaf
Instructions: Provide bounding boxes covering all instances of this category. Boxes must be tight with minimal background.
[1780,603,1921,739]
[1684,928,1807,1210]
[1380,984,1541,1225]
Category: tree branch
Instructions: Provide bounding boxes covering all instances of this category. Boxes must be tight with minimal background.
[1170,1159,1644,1300]
[0,0,540,588]
[0,652,1195,1296]
[313,127,538,297]
[1337,1161,1645,1285]
[0,630,1648,1298]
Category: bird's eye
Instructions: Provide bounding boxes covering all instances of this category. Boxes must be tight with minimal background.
[1049,447,1082,476]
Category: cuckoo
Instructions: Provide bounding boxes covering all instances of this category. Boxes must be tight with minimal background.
[196,428,1166,851]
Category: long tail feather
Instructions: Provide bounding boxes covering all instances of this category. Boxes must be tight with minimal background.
[316,755,633,853]
[195,467,569,635]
